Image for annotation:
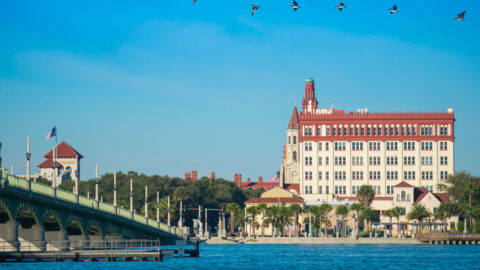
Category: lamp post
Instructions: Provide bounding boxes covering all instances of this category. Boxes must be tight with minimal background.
[26,137,31,191]
[129,178,134,219]
[144,185,148,219]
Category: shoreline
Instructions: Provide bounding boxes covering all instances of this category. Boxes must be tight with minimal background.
[201,237,423,245]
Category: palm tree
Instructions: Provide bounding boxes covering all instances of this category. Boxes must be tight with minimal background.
[265,205,280,236]
[349,203,363,236]
[391,207,405,238]
[383,209,394,237]
[435,202,457,232]
[278,205,293,236]
[359,206,378,231]
[319,204,333,237]
[257,203,268,236]
[173,186,189,227]
[288,204,303,236]
[225,203,240,235]
[407,204,432,236]
[307,206,320,236]
[357,185,375,207]
[246,206,259,236]
[335,205,348,238]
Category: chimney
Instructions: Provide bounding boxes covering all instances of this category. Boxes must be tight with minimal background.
[185,171,191,180]
[210,172,215,180]
[192,170,198,181]
[239,174,243,184]
[234,173,239,186]
[258,176,263,184]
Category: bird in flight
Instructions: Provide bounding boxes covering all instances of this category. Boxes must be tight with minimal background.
[290,0,300,11]
[455,11,466,21]
[251,5,260,16]
[388,5,398,14]
[336,2,345,11]
[193,0,197,6]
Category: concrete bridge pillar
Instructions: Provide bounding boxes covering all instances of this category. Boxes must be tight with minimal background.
[45,230,67,251]
[0,220,19,251]
[18,225,45,251]
[68,234,88,250]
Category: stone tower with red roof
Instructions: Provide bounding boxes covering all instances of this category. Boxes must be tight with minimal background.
[38,141,83,186]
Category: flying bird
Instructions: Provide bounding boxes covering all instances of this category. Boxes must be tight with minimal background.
[388,5,398,14]
[336,2,345,11]
[455,11,466,21]
[251,5,260,16]
[290,0,300,11]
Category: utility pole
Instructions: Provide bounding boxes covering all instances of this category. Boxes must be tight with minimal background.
[167,196,171,227]
[95,164,99,209]
[26,137,31,191]
[205,208,208,237]
[113,172,117,207]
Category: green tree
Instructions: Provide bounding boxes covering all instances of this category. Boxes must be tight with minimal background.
[434,202,457,232]
[246,206,259,236]
[391,207,405,238]
[256,203,268,236]
[335,205,349,238]
[349,203,363,236]
[383,209,394,237]
[319,204,333,237]
[288,204,303,236]
[407,204,432,235]
[357,185,375,207]
[265,205,281,236]
[359,207,378,231]
[226,203,241,234]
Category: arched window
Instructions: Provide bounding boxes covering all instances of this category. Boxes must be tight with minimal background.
[293,151,297,162]
[288,136,291,144]
[401,191,406,201]
[293,136,297,144]
[407,194,411,202]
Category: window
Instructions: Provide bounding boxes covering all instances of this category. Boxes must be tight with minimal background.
[305,186,312,194]
[404,141,415,151]
[318,171,322,180]
[373,126,377,136]
[334,185,346,194]
[293,136,297,144]
[304,126,313,136]
[404,156,415,165]
[422,171,433,180]
[326,171,329,180]
[367,127,371,136]
[334,142,346,151]
[421,125,433,135]
[352,142,364,151]
[318,186,323,194]
[318,142,322,151]
[361,127,365,136]
[386,156,398,165]
[440,171,448,180]
[422,185,433,192]
[305,157,312,166]
[421,141,433,151]
[304,142,312,151]
[334,171,346,180]
[352,156,363,166]
[305,171,312,180]
[369,171,381,180]
[325,142,329,151]
[318,157,322,165]
[288,136,291,144]
[326,127,330,136]
[404,171,416,180]
[439,126,448,135]
[352,171,363,180]
[355,126,359,136]
[369,156,381,165]
[440,141,448,150]
[317,126,322,136]
[369,142,381,151]
[386,142,398,151]
[333,126,337,136]
[352,185,360,194]
[421,156,432,165]
[335,157,346,165]
[373,185,381,194]
[387,185,393,194]
[325,157,329,165]
[293,151,297,162]
[386,171,398,180]
[326,186,329,194]
[440,156,448,165]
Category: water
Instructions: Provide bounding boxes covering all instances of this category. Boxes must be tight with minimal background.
[1,244,480,269]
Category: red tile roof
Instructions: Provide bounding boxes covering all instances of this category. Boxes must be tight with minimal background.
[284,183,300,194]
[300,109,455,121]
[44,141,83,159]
[394,181,414,188]
[414,187,430,203]
[433,193,450,203]
[241,182,279,190]
[245,197,304,204]
[288,106,299,128]
[38,158,63,168]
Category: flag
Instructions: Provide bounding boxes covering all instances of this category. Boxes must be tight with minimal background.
[270,170,280,181]
[46,126,56,140]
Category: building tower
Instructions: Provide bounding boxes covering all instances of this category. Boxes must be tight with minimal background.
[281,104,301,186]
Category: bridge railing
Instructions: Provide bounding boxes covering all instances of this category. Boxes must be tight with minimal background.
[0,169,184,239]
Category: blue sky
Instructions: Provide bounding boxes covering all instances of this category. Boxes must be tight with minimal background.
[1,0,479,180]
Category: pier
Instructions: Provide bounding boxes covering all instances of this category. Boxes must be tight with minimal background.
[416,232,480,245]
[0,239,199,262]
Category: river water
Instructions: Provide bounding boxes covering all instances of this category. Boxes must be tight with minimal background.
[2,244,479,269]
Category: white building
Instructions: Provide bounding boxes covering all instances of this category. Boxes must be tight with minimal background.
[38,141,83,186]
[280,78,455,204]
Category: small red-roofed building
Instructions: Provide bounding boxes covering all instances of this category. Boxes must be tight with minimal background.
[38,141,83,186]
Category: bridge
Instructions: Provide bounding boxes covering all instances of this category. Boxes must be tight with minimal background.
[0,168,184,252]
[416,232,480,245]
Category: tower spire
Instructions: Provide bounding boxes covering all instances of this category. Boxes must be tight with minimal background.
[302,78,318,113]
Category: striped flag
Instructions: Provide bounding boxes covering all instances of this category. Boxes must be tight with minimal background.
[46,126,56,140]
[270,170,280,181]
